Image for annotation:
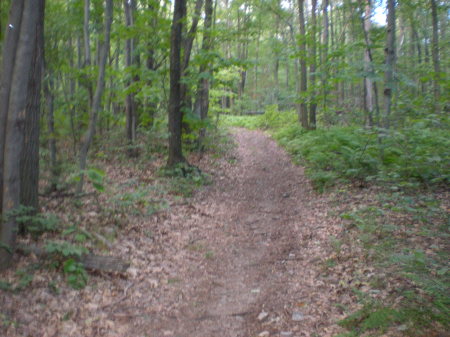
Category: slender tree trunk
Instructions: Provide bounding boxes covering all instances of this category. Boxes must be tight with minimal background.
[362,0,374,126]
[297,0,308,128]
[309,0,317,129]
[167,0,187,167]
[123,0,138,156]
[44,70,58,191]
[322,0,329,114]
[359,0,381,127]
[383,0,396,129]
[83,0,93,106]
[194,0,214,148]
[181,0,203,115]
[430,0,441,111]
[77,0,113,193]
[1,0,43,270]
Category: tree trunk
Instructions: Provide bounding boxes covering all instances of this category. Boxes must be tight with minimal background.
[322,0,329,114]
[0,0,24,215]
[362,0,374,126]
[359,0,381,127]
[194,0,214,148]
[309,0,317,129]
[123,0,138,156]
[77,0,113,193]
[430,0,441,111]
[297,0,308,128]
[44,69,58,191]
[383,0,396,129]
[20,0,45,226]
[167,0,187,167]
[1,0,43,270]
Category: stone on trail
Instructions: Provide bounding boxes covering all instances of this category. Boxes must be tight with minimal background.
[291,311,304,321]
[258,311,269,321]
[258,331,270,337]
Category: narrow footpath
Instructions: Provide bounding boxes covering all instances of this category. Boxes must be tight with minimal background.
[139,129,346,337]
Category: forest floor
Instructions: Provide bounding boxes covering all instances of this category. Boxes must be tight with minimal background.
[2,128,376,337]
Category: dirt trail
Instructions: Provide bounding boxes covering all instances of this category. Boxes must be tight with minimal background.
[1,128,345,337]
[145,129,343,337]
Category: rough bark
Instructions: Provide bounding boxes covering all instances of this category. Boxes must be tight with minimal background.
[167,0,187,167]
[322,0,329,113]
[383,0,396,129]
[0,0,25,215]
[124,0,138,156]
[297,0,308,128]
[309,0,317,129]
[1,0,42,270]
[430,0,441,111]
[362,0,374,126]
[77,0,113,193]
[194,0,214,148]
[20,0,44,231]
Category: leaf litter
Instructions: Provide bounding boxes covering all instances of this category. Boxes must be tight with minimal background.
[3,128,441,337]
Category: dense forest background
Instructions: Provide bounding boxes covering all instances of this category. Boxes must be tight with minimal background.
[0,0,448,335]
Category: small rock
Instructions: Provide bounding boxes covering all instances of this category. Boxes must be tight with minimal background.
[288,253,295,259]
[280,332,293,337]
[258,331,270,337]
[291,311,304,321]
[251,288,261,294]
[257,311,269,321]
[397,324,408,331]
[282,193,290,198]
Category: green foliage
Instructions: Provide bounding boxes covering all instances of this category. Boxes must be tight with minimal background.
[272,123,449,191]
[45,240,88,259]
[63,259,88,290]
[6,205,59,236]
[339,303,402,334]
[160,163,211,198]
[339,192,449,335]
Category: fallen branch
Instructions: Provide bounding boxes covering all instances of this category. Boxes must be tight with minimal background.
[17,244,130,273]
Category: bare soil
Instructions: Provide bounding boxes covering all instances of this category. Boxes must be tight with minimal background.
[1,128,349,337]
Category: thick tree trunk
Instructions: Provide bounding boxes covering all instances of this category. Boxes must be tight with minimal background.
[297,0,308,128]
[0,0,24,214]
[20,0,45,226]
[77,0,113,193]
[383,0,396,129]
[167,0,187,167]
[1,0,43,270]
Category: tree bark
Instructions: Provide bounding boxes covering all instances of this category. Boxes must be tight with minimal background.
[383,0,396,129]
[194,0,214,148]
[430,0,441,111]
[20,0,45,227]
[309,0,317,129]
[77,0,113,193]
[167,0,187,167]
[0,0,24,215]
[1,0,43,270]
[297,0,308,128]
[362,0,374,126]
[123,0,138,156]
[322,0,329,113]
